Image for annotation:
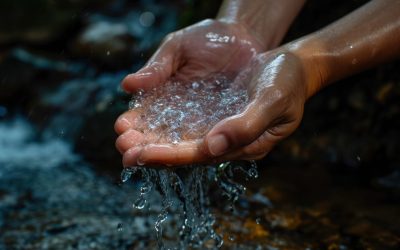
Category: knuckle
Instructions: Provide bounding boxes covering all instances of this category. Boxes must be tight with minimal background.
[272,87,290,106]
[242,131,273,157]
[162,32,177,44]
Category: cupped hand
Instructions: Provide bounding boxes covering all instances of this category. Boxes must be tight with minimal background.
[115,19,309,167]
[116,49,309,167]
[122,19,264,92]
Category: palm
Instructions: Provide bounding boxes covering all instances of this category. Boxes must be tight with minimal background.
[116,21,309,167]
[173,20,263,80]
[121,20,263,92]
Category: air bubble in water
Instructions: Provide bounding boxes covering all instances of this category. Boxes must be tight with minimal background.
[129,74,248,144]
[192,81,200,89]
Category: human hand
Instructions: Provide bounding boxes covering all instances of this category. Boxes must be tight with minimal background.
[117,0,400,167]
[121,19,264,92]
[116,49,310,166]
[115,19,264,166]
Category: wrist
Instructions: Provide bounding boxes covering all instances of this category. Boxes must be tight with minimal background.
[215,16,271,50]
[217,0,306,50]
[280,38,330,99]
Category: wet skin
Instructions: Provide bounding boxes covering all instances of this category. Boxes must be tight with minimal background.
[115,0,400,167]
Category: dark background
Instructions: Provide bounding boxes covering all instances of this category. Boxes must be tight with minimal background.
[0,0,399,249]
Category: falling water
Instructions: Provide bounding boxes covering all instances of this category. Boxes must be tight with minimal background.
[121,74,258,249]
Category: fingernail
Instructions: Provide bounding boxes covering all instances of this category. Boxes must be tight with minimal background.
[208,134,229,156]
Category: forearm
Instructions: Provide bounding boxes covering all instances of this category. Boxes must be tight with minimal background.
[286,0,400,98]
[217,0,306,49]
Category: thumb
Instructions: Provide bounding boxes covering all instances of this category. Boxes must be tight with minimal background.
[204,98,280,157]
[122,34,181,93]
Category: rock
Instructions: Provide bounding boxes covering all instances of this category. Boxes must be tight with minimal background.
[72,19,136,65]
[28,72,129,172]
[71,1,179,67]
[0,118,149,250]
[0,48,84,109]
[0,0,110,45]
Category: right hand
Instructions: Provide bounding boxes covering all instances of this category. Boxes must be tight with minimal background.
[115,18,266,166]
[121,19,265,92]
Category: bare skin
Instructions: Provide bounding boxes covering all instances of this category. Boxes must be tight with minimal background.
[116,0,400,167]
[217,0,306,49]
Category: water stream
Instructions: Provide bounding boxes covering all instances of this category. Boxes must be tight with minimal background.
[120,74,257,249]
[121,162,258,249]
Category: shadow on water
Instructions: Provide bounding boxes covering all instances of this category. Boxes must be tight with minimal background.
[0,0,399,249]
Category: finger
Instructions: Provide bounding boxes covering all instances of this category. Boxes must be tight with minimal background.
[135,140,208,166]
[122,146,143,167]
[115,129,146,154]
[239,130,277,160]
[122,34,181,93]
[204,96,281,157]
[215,130,278,162]
[114,110,142,134]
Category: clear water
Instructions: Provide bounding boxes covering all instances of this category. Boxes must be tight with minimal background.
[121,74,257,249]
[122,162,258,249]
[129,74,248,144]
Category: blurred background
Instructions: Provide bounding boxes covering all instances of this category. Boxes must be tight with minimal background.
[0,0,399,249]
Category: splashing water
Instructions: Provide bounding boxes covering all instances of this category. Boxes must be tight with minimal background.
[121,74,258,249]
[129,74,249,143]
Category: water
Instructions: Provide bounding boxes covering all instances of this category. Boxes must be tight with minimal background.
[121,75,258,249]
[2,117,399,249]
[122,162,258,249]
[129,74,248,144]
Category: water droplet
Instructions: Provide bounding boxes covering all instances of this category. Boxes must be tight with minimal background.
[137,89,144,96]
[137,159,145,166]
[248,168,258,178]
[133,197,146,209]
[211,232,224,248]
[140,185,150,194]
[117,223,123,232]
[120,167,137,183]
